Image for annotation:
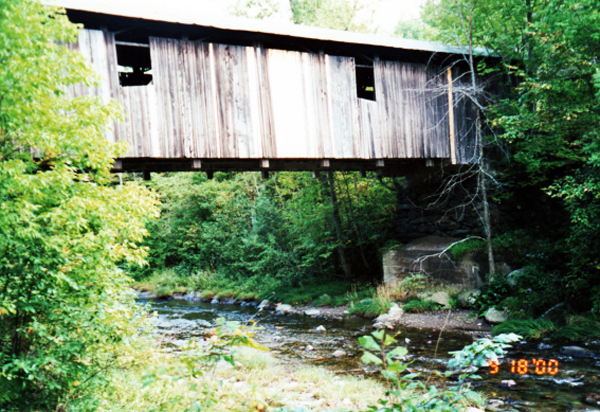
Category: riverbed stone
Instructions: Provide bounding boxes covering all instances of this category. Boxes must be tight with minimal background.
[211,298,219,305]
[305,345,315,351]
[457,289,480,309]
[305,309,320,317]
[315,325,326,333]
[498,379,517,389]
[560,345,595,358]
[257,299,270,310]
[332,349,346,358]
[485,308,508,324]
[276,304,295,315]
[583,393,600,407]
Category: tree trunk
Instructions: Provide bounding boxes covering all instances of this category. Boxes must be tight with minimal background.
[327,171,351,278]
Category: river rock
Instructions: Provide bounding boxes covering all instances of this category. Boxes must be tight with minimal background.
[498,379,517,389]
[583,393,600,406]
[485,308,508,324]
[560,345,595,358]
[257,299,270,310]
[429,291,451,307]
[457,289,480,309]
[305,309,320,317]
[276,304,295,315]
[332,349,346,358]
[138,291,158,299]
[315,325,326,333]
[211,298,219,305]
[538,342,553,350]
[305,345,315,351]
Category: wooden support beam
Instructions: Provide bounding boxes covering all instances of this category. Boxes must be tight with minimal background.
[447,67,457,165]
[359,169,366,178]
[426,159,434,167]
[376,159,385,168]
[191,159,202,170]
[261,170,269,179]
[321,159,330,168]
[312,171,321,179]
[260,159,270,169]
[206,170,214,180]
[143,170,151,181]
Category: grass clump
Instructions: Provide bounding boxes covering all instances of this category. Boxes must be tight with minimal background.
[348,285,394,318]
[403,298,441,313]
[554,316,600,341]
[492,319,557,340]
[312,294,332,307]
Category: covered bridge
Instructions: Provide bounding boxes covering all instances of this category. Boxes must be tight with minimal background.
[54,1,483,175]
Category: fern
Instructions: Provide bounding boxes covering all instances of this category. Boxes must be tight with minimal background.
[0,376,22,405]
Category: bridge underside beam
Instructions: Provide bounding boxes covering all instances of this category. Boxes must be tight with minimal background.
[112,158,458,176]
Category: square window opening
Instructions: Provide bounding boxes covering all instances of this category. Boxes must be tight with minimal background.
[356,63,375,101]
[116,43,152,87]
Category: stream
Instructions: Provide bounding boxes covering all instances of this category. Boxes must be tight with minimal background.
[141,298,600,412]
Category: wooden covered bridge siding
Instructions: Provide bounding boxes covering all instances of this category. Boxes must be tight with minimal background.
[70,29,476,170]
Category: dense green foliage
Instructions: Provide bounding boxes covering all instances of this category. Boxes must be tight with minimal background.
[422,0,600,314]
[136,171,396,295]
[0,1,157,409]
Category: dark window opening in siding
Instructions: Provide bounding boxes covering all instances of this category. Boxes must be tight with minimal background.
[116,43,152,86]
[356,62,375,101]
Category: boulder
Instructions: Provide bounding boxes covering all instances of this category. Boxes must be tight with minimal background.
[305,309,321,317]
[332,349,346,358]
[583,393,600,407]
[315,325,326,333]
[457,289,480,309]
[560,346,595,358]
[305,345,315,351]
[374,305,404,324]
[485,308,508,324]
[210,298,219,305]
[507,268,527,286]
[429,291,451,307]
[276,304,295,315]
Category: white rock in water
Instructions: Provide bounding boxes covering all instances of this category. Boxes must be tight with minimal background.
[211,298,219,305]
[305,309,320,317]
[276,304,294,315]
[315,325,326,333]
[305,345,315,351]
[332,349,346,358]
[257,299,270,310]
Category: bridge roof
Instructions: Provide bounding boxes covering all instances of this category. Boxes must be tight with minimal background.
[47,0,489,57]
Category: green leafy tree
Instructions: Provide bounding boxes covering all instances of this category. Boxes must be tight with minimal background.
[290,0,380,33]
[0,0,158,409]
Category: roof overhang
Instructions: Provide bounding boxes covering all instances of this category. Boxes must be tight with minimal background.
[44,0,489,58]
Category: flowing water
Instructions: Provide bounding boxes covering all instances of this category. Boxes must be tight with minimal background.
[142,298,600,412]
